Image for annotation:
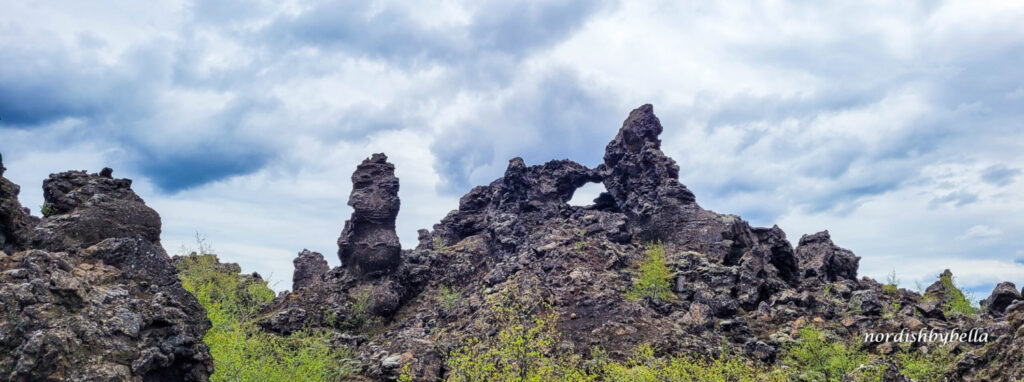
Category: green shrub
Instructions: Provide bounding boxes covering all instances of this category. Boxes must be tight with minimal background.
[601,343,788,382]
[938,272,977,317]
[445,289,571,382]
[175,245,356,381]
[896,345,955,382]
[784,326,869,381]
[40,203,56,217]
[626,243,673,302]
[437,285,463,311]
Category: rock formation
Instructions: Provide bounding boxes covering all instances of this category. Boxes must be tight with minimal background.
[0,165,212,381]
[292,249,328,291]
[338,153,402,278]
[794,230,860,283]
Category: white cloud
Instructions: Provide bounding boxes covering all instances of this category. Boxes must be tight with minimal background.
[3,0,1023,293]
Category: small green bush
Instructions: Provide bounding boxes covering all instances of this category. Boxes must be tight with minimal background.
[437,285,463,311]
[40,203,56,217]
[784,326,869,381]
[938,272,977,317]
[626,243,673,302]
[896,345,955,382]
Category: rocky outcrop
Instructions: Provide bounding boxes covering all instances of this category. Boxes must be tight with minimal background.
[292,249,329,291]
[982,281,1020,317]
[255,105,1021,381]
[0,165,212,381]
[795,230,860,283]
[31,169,161,251]
[0,154,37,252]
[597,104,696,242]
[338,153,402,278]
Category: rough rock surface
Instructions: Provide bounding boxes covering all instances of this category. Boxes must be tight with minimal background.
[292,249,329,291]
[795,230,860,283]
[0,154,37,253]
[0,166,212,381]
[982,281,1020,317]
[338,153,402,278]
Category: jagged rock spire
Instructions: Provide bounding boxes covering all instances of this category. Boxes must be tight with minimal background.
[338,153,402,278]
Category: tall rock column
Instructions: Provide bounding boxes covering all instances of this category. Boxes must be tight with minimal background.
[597,104,698,241]
[338,153,402,278]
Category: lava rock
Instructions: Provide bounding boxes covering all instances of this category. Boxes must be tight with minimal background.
[292,249,329,291]
[983,281,1020,317]
[338,153,402,278]
[795,231,860,283]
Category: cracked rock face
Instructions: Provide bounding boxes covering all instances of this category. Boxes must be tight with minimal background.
[794,230,860,283]
[0,165,212,381]
[338,153,402,278]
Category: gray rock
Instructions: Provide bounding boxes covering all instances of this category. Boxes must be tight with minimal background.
[338,153,402,278]
[983,281,1020,317]
[292,249,329,291]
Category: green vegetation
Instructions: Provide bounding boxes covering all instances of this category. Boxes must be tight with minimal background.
[40,203,56,217]
[437,285,464,311]
[599,344,787,382]
[434,236,447,250]
[882,269,899,295]
[626,243,673,302]
[896,345,955,382]
[175,239,356,382]
[784,326,869,381]
[575,241,585,251]
[445,288,572,381]
[938,272,978,317]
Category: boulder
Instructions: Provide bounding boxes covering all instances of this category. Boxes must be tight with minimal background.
[795,231,859,282]
[983,281,1020,317]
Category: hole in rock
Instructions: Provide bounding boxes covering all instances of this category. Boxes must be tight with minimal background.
[568,182,607,207]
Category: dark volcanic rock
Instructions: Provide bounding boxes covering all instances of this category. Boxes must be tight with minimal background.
[0,166,212,381]
[292,249,329,291]
[1,159,37,253]
[983,281,1020,317]
[32,169,161,251]
[596,104,696,242]
[795,230,860,283]
[338,153,402,278]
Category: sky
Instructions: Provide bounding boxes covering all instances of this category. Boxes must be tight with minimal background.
[1,0,1022,297]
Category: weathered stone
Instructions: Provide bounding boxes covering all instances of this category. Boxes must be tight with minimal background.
[32,169,161,251]
[983,281,1020,317]
[338,153,402,278]
[795,231,859,283]
[292,249,329,291]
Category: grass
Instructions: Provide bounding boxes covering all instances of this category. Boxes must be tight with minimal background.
[174,237,357,382]
[626,242,673,302]
[882,269,899,295]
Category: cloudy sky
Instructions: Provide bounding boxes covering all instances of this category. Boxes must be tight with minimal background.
[2,0,1022,296]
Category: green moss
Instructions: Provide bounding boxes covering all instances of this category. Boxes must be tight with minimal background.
[626,243,673,302]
